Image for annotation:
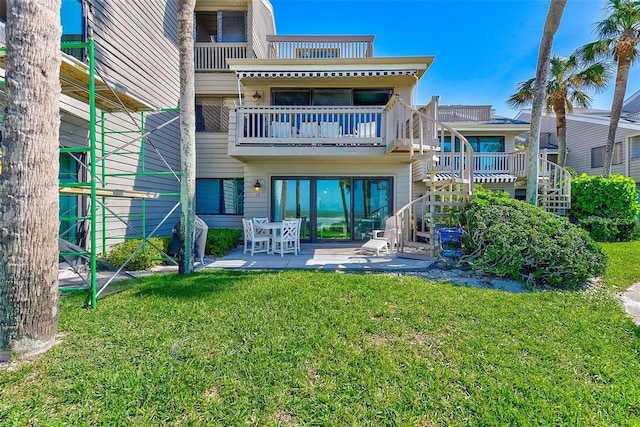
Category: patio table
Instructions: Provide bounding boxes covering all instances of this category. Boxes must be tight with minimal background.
[254,222,283,254]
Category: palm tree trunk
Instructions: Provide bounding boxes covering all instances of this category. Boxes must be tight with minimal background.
[526,0,567,205]
[0,0,61,361]
[553,97,568,167]
[177,0,196,274]
[603,40,634,177]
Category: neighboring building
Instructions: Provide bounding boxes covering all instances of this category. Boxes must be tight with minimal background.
[516,89,640,192]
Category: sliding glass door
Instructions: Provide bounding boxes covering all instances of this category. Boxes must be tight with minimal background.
[272,177,392,242]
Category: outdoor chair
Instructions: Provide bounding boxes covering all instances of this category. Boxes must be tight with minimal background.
[356,121,377,138]
[360,216,397,256]
[242,218,270,256]
[253,217,269,237]
[272,219,299,257]
[320,121,341,138]
[270,121,294,138]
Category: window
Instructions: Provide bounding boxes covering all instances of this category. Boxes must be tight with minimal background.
[631,136,640,160]
[442,136,504,153]
[271,88,392,106]
[194,11,246,43]
[61,0,86,59]
[196,98,235,132]
[591,143,623,168]
[196,178,244,215]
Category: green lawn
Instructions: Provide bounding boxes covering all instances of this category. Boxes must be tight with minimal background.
[600,240,640,292]
[2,270,640,426]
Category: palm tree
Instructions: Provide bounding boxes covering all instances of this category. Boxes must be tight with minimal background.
[177,0,197,274]
[0,0,61,361]
[581,0,640,177]
[508,53,610,167]
[524,0,567,206]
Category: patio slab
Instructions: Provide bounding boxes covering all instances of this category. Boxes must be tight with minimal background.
[203,244,435,272]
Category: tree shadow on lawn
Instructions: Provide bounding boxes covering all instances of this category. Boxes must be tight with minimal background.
[130,270,267,300]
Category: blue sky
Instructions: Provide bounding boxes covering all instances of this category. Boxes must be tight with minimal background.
[270,0,640,117]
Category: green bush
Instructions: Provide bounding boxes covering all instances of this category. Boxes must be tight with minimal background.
[459,191,607,289]
[571,174,639,242]
[577,216,639,243]
[206,228,242,257]
[104,237,166,271]
[571,174,639,219]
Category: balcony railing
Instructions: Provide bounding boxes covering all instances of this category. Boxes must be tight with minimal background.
[235,105,384,146]
[438,105,492,122]
[440,152,513,174]
[266,35,374,59]
[194,42,248,71]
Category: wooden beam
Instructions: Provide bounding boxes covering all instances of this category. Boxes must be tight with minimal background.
[59,186,159,199]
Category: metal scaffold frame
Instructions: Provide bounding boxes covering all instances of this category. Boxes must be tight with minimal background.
[45,38,182,308]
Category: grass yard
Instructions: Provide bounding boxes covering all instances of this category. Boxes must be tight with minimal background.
[600,240,640,292]
[2,270,640,426]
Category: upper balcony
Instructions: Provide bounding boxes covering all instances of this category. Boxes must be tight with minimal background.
[266,35,374,59]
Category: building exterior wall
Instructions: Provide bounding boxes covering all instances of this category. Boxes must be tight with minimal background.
[517,111,640,181]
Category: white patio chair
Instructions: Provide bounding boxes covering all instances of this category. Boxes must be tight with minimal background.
[242,218,270,256]
[270,121,293,138]
[320,121,341,138]
[363,216,398,255]
[253,216,269,237]
[272,219,299,257]
[357,121,377,138]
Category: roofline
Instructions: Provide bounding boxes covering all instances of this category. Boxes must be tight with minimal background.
[516,108,640,131]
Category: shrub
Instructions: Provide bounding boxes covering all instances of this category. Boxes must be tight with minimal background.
[459,191,607,289]
[104,237,166,271]
[571,174,639,219]
[571,174,640,242]
[577,216,639,243]
[206,228,242,257]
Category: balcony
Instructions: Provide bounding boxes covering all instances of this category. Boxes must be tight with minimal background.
[194,42,248,71]
[266,35,374,59]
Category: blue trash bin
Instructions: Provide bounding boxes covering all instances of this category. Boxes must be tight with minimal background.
[437,227,464,260]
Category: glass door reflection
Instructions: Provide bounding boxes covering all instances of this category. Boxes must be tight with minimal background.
[316,179,350,240]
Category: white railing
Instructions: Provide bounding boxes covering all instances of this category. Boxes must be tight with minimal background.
[235,105,385,145]
[440,152,512,174]
[385,96,474,188]
[512,149,528,179]
[266,35,374,59]
[537,150,572,214]
[438,105,492,122]
[194,43,248,71]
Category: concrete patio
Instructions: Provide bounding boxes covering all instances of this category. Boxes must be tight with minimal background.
[201,243,436,272]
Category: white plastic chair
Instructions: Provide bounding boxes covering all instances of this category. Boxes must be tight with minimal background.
[242,218,270,256]
[320,121,341,138]
[371,216,398,253]
[253,217,269,237]
[272,219,299,257]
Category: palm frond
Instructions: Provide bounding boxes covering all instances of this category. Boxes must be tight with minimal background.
[506,78,536,108]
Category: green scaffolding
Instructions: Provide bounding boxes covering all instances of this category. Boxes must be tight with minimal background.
[50,39,180,307]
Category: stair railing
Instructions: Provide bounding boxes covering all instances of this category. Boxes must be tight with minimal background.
[385,95,474,192]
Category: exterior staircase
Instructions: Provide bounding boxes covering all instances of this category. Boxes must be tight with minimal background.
[385,96,572,259]
[386,96,474,258]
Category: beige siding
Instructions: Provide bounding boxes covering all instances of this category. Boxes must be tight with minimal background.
[250,0,275,59]
[88,1,180,108]
[195,73,241,96]
[196,133,244,177]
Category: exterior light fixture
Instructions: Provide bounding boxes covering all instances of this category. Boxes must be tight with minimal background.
[252,91,262,102]
[253,179,262,192]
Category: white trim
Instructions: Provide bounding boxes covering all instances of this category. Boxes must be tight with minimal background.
[236,69,418,79]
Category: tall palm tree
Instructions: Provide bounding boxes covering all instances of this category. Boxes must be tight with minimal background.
[508,54,610,166]
[0,0,61,361]
[523,0,566,206]
[177,0,197,274]
[581,0,640,177]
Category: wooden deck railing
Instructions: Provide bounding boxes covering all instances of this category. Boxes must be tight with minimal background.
[438,105,492,122]
[194,43,248,71]
[234,105,385,145]
[266,35,374,59]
